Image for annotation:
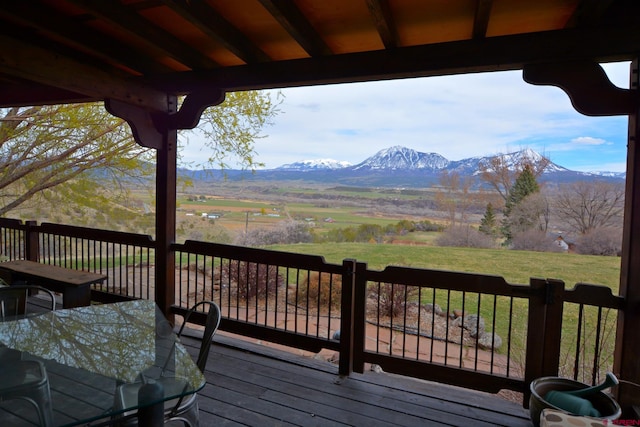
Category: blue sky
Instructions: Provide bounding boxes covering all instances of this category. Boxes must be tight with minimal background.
[183,61,631,173]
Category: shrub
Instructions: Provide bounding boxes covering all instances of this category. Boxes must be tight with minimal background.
[436,225,497,249]
[235,220,313,246]
[219,260,282,300]
[575,227,622,256]
[510,229,563,252]
[368,282,418,318]
[297,271,342,310]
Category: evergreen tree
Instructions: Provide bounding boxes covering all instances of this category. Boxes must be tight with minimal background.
[479,203,497,236]
[502,165,540,241]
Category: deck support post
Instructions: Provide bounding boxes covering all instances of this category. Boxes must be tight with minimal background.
[524,59,640,411]
[615,59,640,412]
[105,90,225,319]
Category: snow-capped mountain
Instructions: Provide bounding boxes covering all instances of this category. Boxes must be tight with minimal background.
[447,148,569,175]
[185,146,624,188]
[584,171,626,179]
[279,146,573,176]
[277,159,352,171]
[352,146,449,171]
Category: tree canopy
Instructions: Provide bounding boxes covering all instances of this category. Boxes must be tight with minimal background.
[0,91,281,218]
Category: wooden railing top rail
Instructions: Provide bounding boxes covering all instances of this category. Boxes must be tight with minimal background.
[173,240,346,273]
[563,283,625,308]
[38,222,156,247]
[0,217,28,230]
[362,264,535,298]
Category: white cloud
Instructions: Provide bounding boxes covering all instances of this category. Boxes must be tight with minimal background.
[571,137,610,146]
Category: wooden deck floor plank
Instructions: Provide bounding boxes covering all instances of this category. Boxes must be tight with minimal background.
[197,381,341,426]
[204,342,520,426]
[214,337,532,424]
[179,334,534,426]
[206,354,472,426]
[211,339,524,418]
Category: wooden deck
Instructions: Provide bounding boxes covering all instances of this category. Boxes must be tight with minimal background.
[181,332,534,427]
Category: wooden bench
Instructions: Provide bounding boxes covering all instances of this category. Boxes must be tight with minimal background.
[0,260,107,308]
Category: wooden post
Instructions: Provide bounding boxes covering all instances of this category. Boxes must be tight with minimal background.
[104,96,178,321]
[24,220,39,262]
[338,258,356,376]
[614,58,640,411]
[105,91,225,320]
[524,278,548,407]
[154,97,178,321]
[352,261,368,374]
[540,279,564,378]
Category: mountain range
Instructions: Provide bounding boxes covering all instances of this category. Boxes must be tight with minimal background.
[183,146,625,188]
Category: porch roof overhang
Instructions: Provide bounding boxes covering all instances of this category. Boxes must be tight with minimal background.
[0,0,639,111]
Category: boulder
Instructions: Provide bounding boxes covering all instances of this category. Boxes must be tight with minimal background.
[478,332,503,350]
[453,313,485,338]
[422,303,443,316]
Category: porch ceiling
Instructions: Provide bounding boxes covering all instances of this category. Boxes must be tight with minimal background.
[1,0,639,111]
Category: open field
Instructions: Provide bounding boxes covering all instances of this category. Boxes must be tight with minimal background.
[265,242,621,290]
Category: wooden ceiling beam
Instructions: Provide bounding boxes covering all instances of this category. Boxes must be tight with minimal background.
[366,0,398,49]
[64,0,219,70]
[0,35,169,111]
[159,0,270,64]
[0,2,172,75]
[473,0,493,39]
[151,23,640,93]
[258,0,332,57]
[565,0,616,28]
[0,82,94,107]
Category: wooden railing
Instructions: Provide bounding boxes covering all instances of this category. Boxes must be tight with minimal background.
[0,218,624,405]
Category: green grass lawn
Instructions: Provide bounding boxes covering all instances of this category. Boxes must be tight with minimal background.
[265,242,621,290]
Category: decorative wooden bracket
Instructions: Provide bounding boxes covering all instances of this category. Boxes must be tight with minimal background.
[105,98,165,149]
[523,61,636,116]
[105,89,226,148]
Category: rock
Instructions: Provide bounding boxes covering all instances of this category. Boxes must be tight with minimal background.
[422,303,443,316]
[478,332,502,350]
[370,364,384,373]
[452,314,485,338]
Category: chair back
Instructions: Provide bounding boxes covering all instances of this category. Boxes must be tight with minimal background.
[177,301,221,372]
[0,285,56,320]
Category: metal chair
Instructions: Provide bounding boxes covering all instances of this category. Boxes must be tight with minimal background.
[0,285,56,320]
[115,301,221,426]
[0,286,56,427]
[0,353,54,427]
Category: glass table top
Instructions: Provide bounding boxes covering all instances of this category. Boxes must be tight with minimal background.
[0,300,206,426]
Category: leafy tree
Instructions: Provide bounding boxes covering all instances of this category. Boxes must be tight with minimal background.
[478,150,550,204]
[506,192,549,235]
[0,104,146,217]
[186,91,281,170]
[553,181,624,235]
[0,91,281,220]
[435,170,475,226]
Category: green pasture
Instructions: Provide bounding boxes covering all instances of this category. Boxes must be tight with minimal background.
[265,242,621,289]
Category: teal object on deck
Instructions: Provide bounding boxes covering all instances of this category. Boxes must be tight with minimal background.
[544,372,618,417]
